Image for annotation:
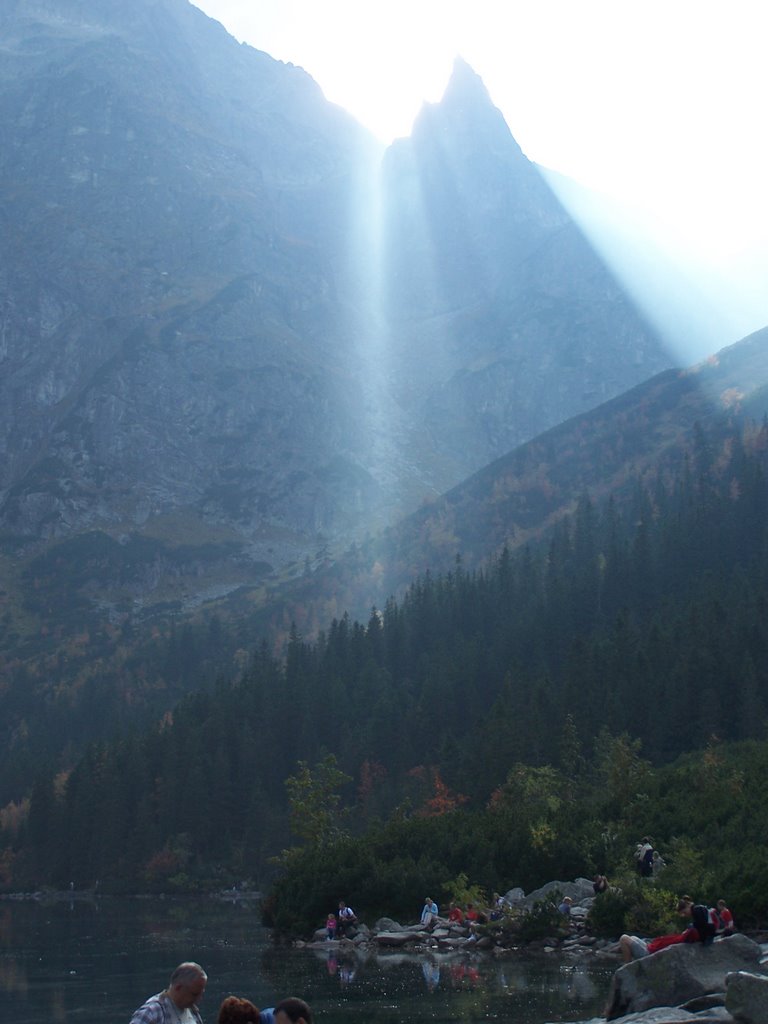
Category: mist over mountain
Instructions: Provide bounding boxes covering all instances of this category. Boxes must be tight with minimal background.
[0,0,676,622]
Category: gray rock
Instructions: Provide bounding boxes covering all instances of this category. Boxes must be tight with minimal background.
[374,917,403,932]
[605,934,761,1020]
[374,931,417,948]
[503,887,526,906]
[550,1009,732,1022]
[725,969,768,1023]
[524,878,596,908]
[682,994,727,1012]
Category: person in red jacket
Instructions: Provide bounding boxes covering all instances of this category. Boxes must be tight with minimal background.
[716,899,735,935]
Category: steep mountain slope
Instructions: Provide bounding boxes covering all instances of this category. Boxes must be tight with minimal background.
[0,1,672,616]
[243,327,768,641]
[0,326,764,805]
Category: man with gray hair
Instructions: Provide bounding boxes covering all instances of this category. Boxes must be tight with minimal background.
[130,962,207,1024]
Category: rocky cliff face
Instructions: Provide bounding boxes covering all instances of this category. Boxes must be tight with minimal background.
[0,0,672,607]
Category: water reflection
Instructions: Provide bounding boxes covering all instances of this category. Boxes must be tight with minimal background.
[303,938,612,1022]
[0,897,613,1024]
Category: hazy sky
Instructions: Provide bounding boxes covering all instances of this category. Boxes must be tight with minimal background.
[194,0,768,355]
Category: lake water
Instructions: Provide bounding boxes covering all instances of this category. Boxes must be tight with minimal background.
[0,896,613,1023]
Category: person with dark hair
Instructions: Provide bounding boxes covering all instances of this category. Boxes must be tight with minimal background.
[130,962,207,1024]
[218,997,260,1024]
[337,900,357,936]
[618,897,715,962]
[593,874,608,894]
[259,998,312,1024]
[634,837,654,877]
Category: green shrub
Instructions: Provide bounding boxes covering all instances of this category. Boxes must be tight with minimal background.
[587,887,632,937]
[518,891,564,941]
[624,884,679,936]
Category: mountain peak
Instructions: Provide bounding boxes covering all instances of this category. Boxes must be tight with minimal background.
[407,54,522,162]
[443,55,492,104]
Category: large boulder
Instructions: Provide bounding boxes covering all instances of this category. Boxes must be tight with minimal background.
[550,1009,732,1022]
[374,917,404,932]
[524,878,595,908]
[605,934,761,1020]
[374,930,420,947]
[548,1010,729,1023]
[725,970,768,1023]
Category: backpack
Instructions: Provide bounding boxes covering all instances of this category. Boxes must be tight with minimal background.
[691,904,717,943]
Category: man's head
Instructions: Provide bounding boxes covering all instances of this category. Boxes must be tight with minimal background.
[677,898,693,917]
[274,997,312,1024]
[168,962,207,1009]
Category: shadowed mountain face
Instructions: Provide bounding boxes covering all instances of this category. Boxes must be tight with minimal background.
[0,0,672,609]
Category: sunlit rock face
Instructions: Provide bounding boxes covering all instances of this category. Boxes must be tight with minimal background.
[0,1,672,598]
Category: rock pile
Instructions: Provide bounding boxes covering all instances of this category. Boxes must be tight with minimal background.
[301,877,613,958]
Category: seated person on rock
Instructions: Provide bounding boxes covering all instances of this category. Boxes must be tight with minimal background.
[558,896,573,917]
[420,897,439,929]
[447,901,464,925]
[618,897,717,963]
[337,900,357,934]
[716,899,735,936]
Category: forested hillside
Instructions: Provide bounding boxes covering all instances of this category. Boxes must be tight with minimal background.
[3,412,768,895]
[1,333,765,811]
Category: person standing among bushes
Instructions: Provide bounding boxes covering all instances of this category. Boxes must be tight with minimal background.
[634,837,654,877]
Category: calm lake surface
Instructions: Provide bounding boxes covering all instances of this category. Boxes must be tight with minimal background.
[0,896,613,1024]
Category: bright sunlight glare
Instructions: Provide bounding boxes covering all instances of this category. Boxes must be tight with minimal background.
[196,0,768,359]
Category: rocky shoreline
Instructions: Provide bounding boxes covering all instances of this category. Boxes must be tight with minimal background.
[293,878,768,1024]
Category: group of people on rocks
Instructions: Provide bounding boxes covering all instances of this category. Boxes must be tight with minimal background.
[129,962,313,1024]
[325,900,358,939]
[324,893,510,940]
[618,896,736,962]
